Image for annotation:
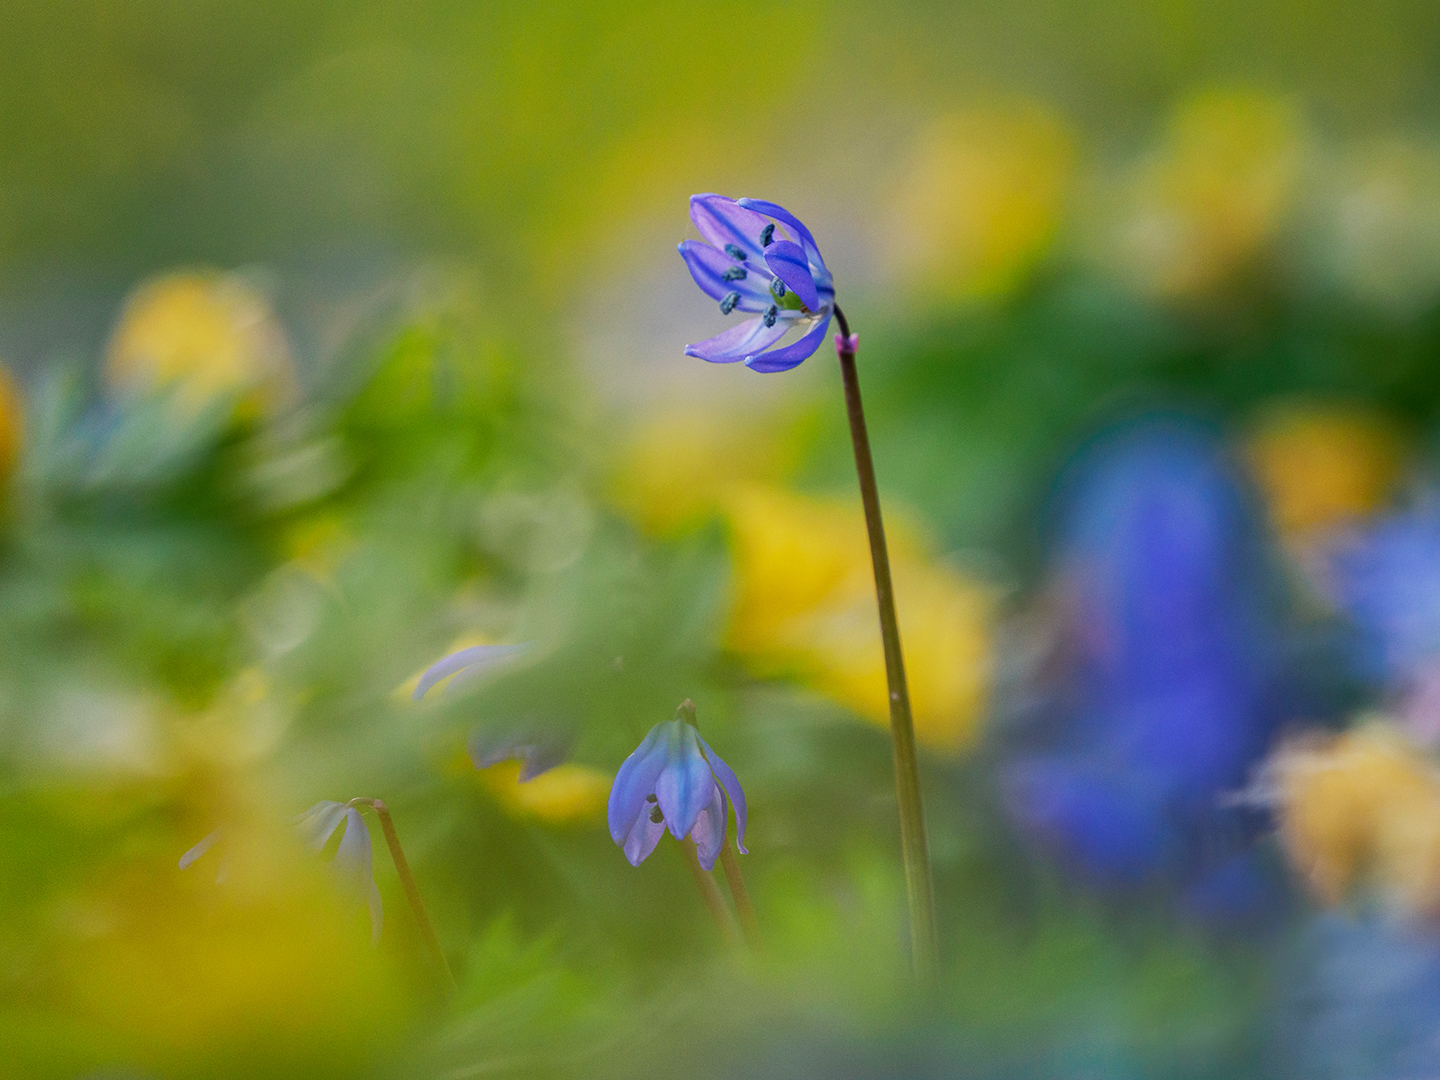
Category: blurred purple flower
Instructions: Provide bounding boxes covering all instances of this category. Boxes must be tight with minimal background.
[468,722,569,782]
[411,643,531,701]
[608,702,747,871]
[296,801,383,944]
[1329,504,1440,677]
[1000,420,1292,906]
[678,194,835,373]
[178,829,226,883]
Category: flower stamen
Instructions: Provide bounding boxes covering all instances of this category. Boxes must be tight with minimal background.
[760,223,775,247]
[724,243,747,261]
[763,305,778,328]
[722,266,748,282]
[720,291,741,315]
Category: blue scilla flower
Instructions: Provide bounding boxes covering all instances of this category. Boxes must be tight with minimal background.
[1275,910,1440,1080]
[1000,420,1292,907]
[181,801,385,942]
[412,642,531,701]
[296,801,384,944]
[678,194,835,373]
[608,700,747,871]
[1329,499,1440,686]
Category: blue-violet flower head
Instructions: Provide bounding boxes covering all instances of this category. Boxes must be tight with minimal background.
[679,194,834,373]
[296,800,384,944]
[607,700,747,871]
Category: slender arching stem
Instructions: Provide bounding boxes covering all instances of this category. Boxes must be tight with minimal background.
[351,797,457,992]
[718,838,760,950]
[681,838,741,945]
[831,304,938,981]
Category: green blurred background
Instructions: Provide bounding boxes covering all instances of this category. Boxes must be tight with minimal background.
[6,2,1440,1078]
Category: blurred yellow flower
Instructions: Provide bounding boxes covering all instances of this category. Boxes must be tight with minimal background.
[883,105,1075,301]
[104,269,296,419]
[478,760,611,824]
[53,848,403,1072]
[0,360,22,484]
[1104,88,1306,298]
[1270,721,1440,917]
[609,409,810,536]
[174,668,292,768]
[724,485,993,755]
[1245,401,1405,539]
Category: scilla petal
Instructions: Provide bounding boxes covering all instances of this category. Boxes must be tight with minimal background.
[762,241,821,311]
[654,722,714,841]
[690,783,727,871]
[678,241,771,311]
[179,830,220,870]
[744,313,833,374]
[608,722,670,844]
[737,197,829,283]
[622,811,667,866]
[698,735,748,854]
[689,194,779,263]
[413,644,529,701]
[684,316,788,364]
[295,801,349,851]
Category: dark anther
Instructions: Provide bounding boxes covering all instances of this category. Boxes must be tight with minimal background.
[724,243,747,261]
[646,793,658,803]
[763,304,778,327]
[760,223,775,247]
[649,805,664,824]
[771,277,786,298]
[720,291,741,315]
[721,266,748,282]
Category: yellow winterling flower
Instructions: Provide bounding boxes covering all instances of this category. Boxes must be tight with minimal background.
[478,760,612,824]
[1245,401,1405,540]
[724,485,993,755]
[0,360,22,484]
[883,105,1075,301]
[609,409,808,536]
[1270,721,1440,917]
[1103,88,1306,298]
[104,269,296,419]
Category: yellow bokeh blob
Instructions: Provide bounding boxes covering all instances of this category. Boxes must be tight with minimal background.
[884,105,1075,300]
[0,361,22,484]
[49,820,403,1073]
[479,760,611,825]
[609,409,810,537]
[1246,401,1405,538]
[104,270,296,419]
[1106,88,1306,298]
[1271,721,1440,917]
[724,485,993,755]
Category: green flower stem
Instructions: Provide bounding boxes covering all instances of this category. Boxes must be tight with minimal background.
[718,838,760,950]
[681,838,740,946]
[832,305,938,981]
[355,798,457,992]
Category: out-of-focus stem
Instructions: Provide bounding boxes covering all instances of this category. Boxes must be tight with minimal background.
[832,304,938,982]
[356,798,457,992]
[719,839,760,950]
[681,838,740,945]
